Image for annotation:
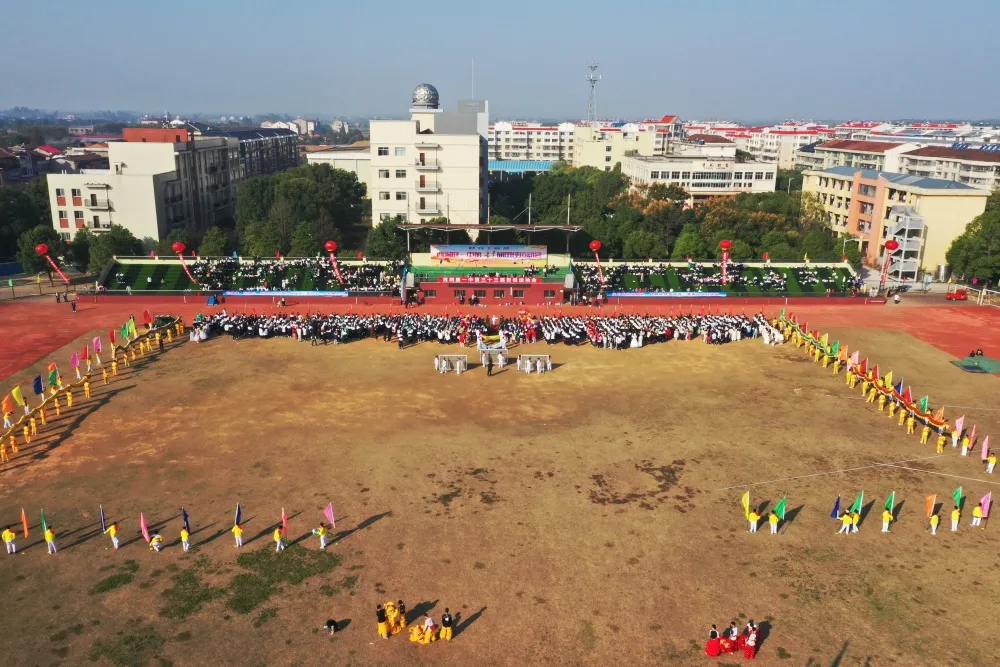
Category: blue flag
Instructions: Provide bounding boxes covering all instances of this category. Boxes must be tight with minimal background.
[234,503,241,526]
[830,495,841,519]
[182,507,191,534]
[100,505,106,533]
[894,379,904,395]
[32,375,43,395]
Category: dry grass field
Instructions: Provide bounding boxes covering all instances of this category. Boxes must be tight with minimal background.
[2,326,999,667]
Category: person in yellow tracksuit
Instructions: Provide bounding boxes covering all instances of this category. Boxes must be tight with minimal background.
[180,526,191,552]
[149,532,164,552]
[30,417,37,436]
[747,510,760,533]
[929,513,940,535]
[851,512,861,533]
[768,511,779,535]
[832,358,841,374]
[273,527,284,552]
[397,601,407,632]
[877,394,887,412]
[22,424,30,445]
[105,522,119,549]
[920,424,931,444]
[83,379,91,399]
[887,401,897,419]
[2,526,16,554]
[906,414,916,434]
[861,379,871,396]
[837,512,853,535]
[867,387,878,404]
[0,441,8,463]
[881,509,893,533]
[988,452,997,474]
[950,506,961,532]
[312,523,328,550]
[45,526,57,554]
[231,523,243,548]
[102,366,109,384]
[936,433,947,453]
[846,369,854,387]
[961,434,971,456]
[972,505,984,529]
[66,389,73,408]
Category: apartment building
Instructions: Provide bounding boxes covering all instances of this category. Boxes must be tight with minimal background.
[803,165,988,278]
[572,123,675,170]
[794,140,918,173]
[191,127,298,178]
[865,123,1000,149]
[897,146,1000,190]
[306,145,372,192]
[746,124,836,168]
[369,83,488,226]
[46,128,242,243]
[621,149,776,206]
[488,121,576,163]
[261,119,318,135]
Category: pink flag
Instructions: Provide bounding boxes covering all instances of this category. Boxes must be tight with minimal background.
[982,493,992,518]
[970,424,977,444]
[982,435,990,462]
[140,512,150,543]
[850,351,859,366]
[281,507,288,536]
[93,336,102,354]
[324,503,335,528]
[955,415,965,434]
[70,352,80,369]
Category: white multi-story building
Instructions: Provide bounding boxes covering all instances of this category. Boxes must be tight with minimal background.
[306,145,372,192]
[897,146,1000,190]
[621,150,777,206]
[746,123,836,168]
[369,84,488,226]
[794,140,919,173]
[865,122,1000,149]
[488,121,576,163]
[46,128,241,243]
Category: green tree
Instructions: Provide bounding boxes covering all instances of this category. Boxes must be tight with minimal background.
[776,169,804,192]
[0,188,43,260]
[727,239,754,260]
[364,219,407,260]
[670,224,706,260]
[68,228,93,270]
[243,220,283,258]
[646,182,689,204]
[89,225,143,273]
[25,175,51,225]
[289,220,321,257]
[946,209,1000,283]
[198,226,230,256]
[623,229,668,259]
[735,149,754,163]
[268,196,298,251]
[16,225,64,274]
[842,238,863,270]
[234,176,274,240]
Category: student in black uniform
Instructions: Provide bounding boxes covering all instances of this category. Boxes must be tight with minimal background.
[376,604,389,639]
[440,607,453,640]
[324,619,339,634]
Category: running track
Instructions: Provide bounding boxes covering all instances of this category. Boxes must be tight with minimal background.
[2,295,999,383]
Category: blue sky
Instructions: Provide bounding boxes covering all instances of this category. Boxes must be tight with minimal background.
[7,0,1000,121]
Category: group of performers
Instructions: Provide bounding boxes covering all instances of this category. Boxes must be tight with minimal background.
[376,601,454,645]
[705,619,760,659]
[199,309,783,352]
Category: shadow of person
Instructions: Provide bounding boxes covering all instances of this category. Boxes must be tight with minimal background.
[756,620,772,650]
[858,500,876,528]
[453,606,486,638]
[892,499,905,524]
[408,599,439,620]
[331,511,392,544]
[337,618,351,632]
[780,505,805,534]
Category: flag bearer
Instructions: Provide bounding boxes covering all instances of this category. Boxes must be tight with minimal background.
[105,522,119,549]
[972,505,984,529]
[768,511,779,535]
[951,506,961,532]
[929,513,940,535]
[882,509,893,533]
[2,526,15,554]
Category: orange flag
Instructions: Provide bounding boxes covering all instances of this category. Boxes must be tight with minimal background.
[1,393,13,416]
[933,407,945,422]
[20,508,29,538]
[925,494,937,518]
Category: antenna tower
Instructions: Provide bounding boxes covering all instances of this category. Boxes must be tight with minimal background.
[586,61,601,122]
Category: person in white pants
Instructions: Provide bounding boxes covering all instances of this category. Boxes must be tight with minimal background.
[748,512,759,533]
[950,507,961,532]
[768,512,779,534]
[971,506,983,528]
[2,527,16,554]
[837,513,852,534]
[986,454,996,474]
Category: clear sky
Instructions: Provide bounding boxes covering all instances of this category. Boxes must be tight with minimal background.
[7,0,1000,122]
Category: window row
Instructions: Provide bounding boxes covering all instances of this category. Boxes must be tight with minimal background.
[377,147,408,157]
[378,192,409,200]
[378,169,408,178]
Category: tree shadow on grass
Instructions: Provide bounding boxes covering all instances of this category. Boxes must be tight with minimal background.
[453,606,486,638]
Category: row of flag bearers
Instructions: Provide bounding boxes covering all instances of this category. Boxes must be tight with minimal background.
[2,502,339,556]
[738,488,991,535]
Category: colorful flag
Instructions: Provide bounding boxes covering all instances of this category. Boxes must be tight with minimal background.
[82,345,89,361]
[831,340,840,355]
[182,508,191,534]
[740,491,751,519]
[850,351,859,366]
[925,494,936,518]
[894,379,904,396]
[109,329,116,345]
[143,310,152,325]
[120,324,129,340]
[100,505,107,533]
[140,512,150,543]
[46,367,58,386]
[281,507,288,536]
[871,365,880,382]
[883,371,892,387]
[884,491,895,512]
[128,319,137,337]
[40,509,48,533]
[969,425,977,444]
[234,503,242,526]
[324,503,335,528]
[774,496,788,521]
[93,336,102,354]
[70,352,80,369]
[933,407,945,422]
[1,394,14,416]
[902,387,913,405]
[47,362,57,373]
[858,358,868,375]
[21,508,29,538]
[982,435,990,462]
[820,333,829,348]
[11,385,25,407]
[779,308,785,318]
[830,496,841,519]
[32,375,43,395]
[953,487,963,508]
[849,491,864,514]
[955,416,965,434]
[981,493,993,518]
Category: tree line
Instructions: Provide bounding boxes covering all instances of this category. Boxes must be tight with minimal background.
[946,191,1000,284]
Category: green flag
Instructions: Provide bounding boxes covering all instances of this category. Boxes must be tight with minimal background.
[884,491,895,512]
[849,491,864,514]
[779,308,786,319]
[128,318,137,337]
[919,396,929,413]
[46,368,58,386]
[40,509,47,533]
[773,496,788,520]
[120,323,129,340]
[953,486,963,508]
[831,341,840,355]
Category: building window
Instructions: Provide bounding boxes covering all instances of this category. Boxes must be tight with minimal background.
[650,171,660,179]
[493,289,505,298]
[377,147,389,156]
[513,289,525,298]
[379,192,390,200]
[543,290,556,298]
[453,290,466,298]
[605,156,611,162]
[55,188,65,196]
[60,232,70,241]
[378,169,389,178]
[396,192,407,200]
[671,171,681,179]
[605,166,611,172]
[395,169,406,178]
[379,213,393,221]
[754,172,764,180]
[93,215,100,227]
[74,211,84,219]
[474,289,487,298]
[394,147,406,157]
[606,146,612,152]
[682,172,690,179]
[58,209,67,220]
[734,172,743,179]
[71,188,81,197]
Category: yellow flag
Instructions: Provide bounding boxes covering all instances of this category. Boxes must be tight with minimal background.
[11,385,25,406]
[740,491,751,519]
[819,333,829,348]
[884,371,893,387]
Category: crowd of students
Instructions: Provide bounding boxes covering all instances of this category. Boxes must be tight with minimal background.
[198,309,778,350]
[189,257,403,292]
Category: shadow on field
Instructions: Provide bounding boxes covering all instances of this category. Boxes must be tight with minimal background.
[804,641,871,666]
[453,606,486,638]
[780,505,804,534]
[195,516,258,548]
[858,500,876,528]
[892,500,906,524]
[245,510,303,546]
[331,511,393,544]
[408,599,439,620]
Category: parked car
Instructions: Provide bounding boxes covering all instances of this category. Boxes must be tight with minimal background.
[945,289,969,301]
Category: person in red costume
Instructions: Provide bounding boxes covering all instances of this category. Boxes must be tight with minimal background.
[704,625,721,657]
[744,625,758,659]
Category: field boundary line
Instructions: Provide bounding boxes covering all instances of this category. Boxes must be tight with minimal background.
[876,464,1000,487]
[717,454,946,491]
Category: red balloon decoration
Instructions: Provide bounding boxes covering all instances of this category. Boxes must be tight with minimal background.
[884,239,899,251]
[35,243,49,255]
[324,240,338,253]
[357,251,364,260]
[719,239,733,251]
[589,240,602,252]
[171,241,186,254]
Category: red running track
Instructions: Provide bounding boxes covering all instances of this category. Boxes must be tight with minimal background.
[2,296,999,383]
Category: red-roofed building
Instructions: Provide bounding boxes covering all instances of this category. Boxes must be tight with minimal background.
[745,123,836,168]
[34,145,64,157]
[898,145,1000,190]
[794,139,918,172]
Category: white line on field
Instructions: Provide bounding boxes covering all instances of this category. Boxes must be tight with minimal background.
[716,454,947,491]
[876,464,1000,487]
